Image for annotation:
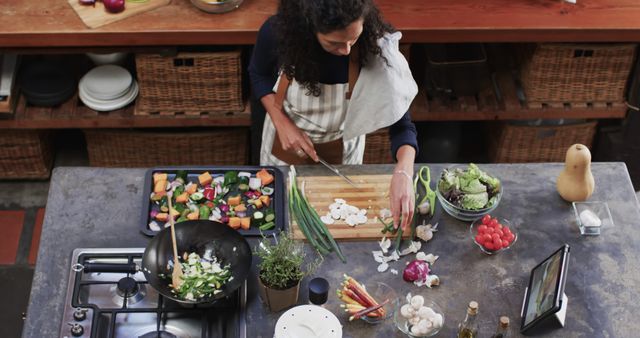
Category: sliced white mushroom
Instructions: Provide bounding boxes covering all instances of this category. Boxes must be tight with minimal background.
[320,214,335,225]
[149,221,161,232]
[379,208,392,219]
[330,209,341,220]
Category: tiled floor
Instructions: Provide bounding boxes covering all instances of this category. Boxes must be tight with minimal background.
[1,130,87,338]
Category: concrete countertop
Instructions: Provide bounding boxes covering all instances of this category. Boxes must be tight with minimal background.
[22,163,640,338]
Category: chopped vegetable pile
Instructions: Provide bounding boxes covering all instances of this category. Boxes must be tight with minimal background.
[169,252,232,301]
[148,169,276,232]
[438,163,501,210]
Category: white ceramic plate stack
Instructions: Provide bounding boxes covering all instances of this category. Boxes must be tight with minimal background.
[79,65,138,112]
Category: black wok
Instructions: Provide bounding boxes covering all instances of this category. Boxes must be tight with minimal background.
[81,220,252,305]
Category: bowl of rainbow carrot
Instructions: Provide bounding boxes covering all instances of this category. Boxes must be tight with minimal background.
[337,274,396,324]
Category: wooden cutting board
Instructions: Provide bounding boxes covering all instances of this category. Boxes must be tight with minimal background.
[68,0,171,29]
[290,174,409,241]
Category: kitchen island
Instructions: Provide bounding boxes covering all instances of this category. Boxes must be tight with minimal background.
[23,163,640,337]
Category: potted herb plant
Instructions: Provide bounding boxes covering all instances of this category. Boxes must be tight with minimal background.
[256,233,319,312]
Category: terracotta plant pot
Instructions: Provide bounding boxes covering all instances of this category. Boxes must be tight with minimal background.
[258,276,300,312]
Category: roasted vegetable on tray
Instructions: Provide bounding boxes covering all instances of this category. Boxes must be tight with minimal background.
[148,169,277,232]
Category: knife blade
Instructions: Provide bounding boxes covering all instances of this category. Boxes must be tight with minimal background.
[317,157,359,188]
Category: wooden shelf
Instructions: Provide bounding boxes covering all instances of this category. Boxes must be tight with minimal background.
[4,0,640,48]
[410,72,628,121]
[0,94,251,129]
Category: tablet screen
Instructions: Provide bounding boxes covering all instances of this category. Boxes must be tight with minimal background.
[523,246,567,327]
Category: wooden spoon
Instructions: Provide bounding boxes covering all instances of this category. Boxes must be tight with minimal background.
[167,191,183,289]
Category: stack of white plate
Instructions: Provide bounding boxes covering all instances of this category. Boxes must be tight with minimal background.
[79,65,138,111]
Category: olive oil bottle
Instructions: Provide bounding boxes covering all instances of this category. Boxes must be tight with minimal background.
[491,316,510,338]
[457,301,479,338]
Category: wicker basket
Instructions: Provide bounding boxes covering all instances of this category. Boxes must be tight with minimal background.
[519,43,636,105]
[135,50,244,115]
[363,128,393,164]
[84,128,249,167]
[489,121,597,163]
[0,130,53,179]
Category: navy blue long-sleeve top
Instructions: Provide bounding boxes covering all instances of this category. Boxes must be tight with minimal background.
[248,16,418,160]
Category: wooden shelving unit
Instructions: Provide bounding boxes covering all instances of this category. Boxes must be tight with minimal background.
[410,72,628,121]
[0,93,251,129]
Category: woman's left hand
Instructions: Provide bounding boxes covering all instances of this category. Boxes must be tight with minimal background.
[390,169,415,232]
[389,145,417,231]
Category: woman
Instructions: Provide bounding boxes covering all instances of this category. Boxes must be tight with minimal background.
[249,0,419,230]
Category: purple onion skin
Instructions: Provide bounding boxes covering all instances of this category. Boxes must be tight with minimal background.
[403,260,430,282]
[103,0,125,13]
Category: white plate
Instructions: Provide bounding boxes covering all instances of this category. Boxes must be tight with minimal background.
[79,80,138,112]
[274,305,342,338]
[80,65,132,100]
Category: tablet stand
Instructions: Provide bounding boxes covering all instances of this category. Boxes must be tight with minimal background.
[520,287,569,335]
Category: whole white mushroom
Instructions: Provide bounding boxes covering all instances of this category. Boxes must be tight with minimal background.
[410,325,423,336]
[410,295,425,310]
[432,313,444,328]
[400,304,414,319]
[418,306,436,319]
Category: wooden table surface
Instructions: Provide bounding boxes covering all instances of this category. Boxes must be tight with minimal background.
[3,0,640,48]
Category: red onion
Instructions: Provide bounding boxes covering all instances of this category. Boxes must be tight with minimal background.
[203,187,215,201]
[403,260,430,282]
[103,0,125,13]
[219,204,230,213]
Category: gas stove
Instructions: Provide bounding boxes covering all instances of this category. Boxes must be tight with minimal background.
[59,248,247,338]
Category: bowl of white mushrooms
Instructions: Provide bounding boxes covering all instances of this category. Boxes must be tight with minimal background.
[394,293,444,337]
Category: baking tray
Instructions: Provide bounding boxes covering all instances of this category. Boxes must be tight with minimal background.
[140,166,285,237]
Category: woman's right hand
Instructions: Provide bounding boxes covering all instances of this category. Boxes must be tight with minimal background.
[273,114,319,161]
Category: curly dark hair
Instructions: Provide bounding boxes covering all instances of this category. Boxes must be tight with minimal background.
[274,0,394,96]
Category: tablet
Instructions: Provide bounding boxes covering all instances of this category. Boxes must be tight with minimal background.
[521,244,570,333]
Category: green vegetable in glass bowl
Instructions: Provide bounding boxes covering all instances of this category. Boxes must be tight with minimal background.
[437,163,501,210]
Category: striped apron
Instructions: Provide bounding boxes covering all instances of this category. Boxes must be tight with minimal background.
[260,73,365,166]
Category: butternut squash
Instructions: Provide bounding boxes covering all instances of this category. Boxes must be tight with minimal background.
[556,144,595,202]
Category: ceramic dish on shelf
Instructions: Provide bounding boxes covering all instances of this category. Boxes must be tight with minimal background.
[274,305,342,338]
[79,80,138,112]
[80,65,132,101]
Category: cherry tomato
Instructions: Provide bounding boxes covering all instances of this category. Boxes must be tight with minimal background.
[493,237,503,248]
[475,235,484,243]
[507,234,515,243]
[485,227,495,235]
[483,234,493,243]
[491,233,501,241]
[494,229,504,238]
[489,219,499,228]
[495,222,503,229]
[484,242,494,251]
[502,239,510,248]
[478,225,488,234]
[482,215,492,225]
[502,226,511,235]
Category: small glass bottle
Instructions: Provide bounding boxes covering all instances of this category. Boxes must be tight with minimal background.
[456,301,479,338]
[491,316,510,338]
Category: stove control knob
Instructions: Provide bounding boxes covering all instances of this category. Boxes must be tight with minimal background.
[68,323,84,337]
[73,308,88,321]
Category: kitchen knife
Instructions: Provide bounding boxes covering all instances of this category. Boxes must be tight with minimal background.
[317,157,360,189]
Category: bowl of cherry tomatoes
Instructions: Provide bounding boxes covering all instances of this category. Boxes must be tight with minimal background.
[470,215,517,255]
